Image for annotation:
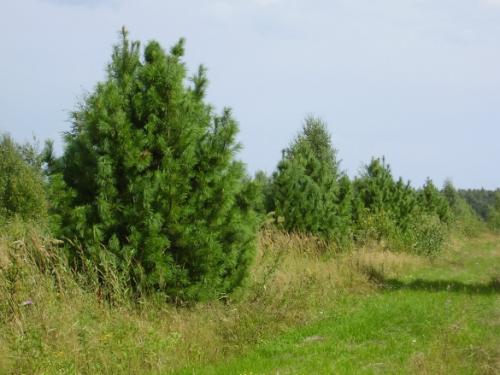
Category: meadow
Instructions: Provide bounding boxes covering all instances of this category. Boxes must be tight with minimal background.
[1,220,498,374]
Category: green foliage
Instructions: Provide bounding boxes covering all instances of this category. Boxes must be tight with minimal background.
[354,209,399,244]
[352,159,450,255]
[442,180,483,237]
[271,116,351,243]
[335,174,354,245]
[459,188,498,220]
[353,158,398,218]
[49,29,258,301]
[487,191,500,231]
[252,170,274,217]
[458,188,500,232]
[405,213,447,256]
[353,158,418,232]
[0,134,47,222]
[418,178,452,225]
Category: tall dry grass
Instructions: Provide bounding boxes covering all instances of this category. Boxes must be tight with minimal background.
[0,221,424,374]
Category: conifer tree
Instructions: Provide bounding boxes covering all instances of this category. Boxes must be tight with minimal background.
[50,29,257,300]
[442,179,460,212]
[418,178,452,224]
[352,157,424,243]
[271,116,350,242]
[335,173,354,244]
[353,157,397,218]
[392,177,418,231]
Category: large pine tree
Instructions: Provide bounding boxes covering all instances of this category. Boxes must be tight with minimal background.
[51,29,257,300]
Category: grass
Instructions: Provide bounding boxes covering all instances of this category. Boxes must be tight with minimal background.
[190,290,498,374]
[182,234,500,374]
[0,222,498,374]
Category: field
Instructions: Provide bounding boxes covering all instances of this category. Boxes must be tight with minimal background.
[188,234,500,374]
[1,223,498,374]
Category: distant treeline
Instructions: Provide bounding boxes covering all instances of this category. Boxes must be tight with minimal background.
[459,189,500,220]
[1,29,498,302]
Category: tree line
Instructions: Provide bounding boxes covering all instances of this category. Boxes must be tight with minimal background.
[1,29,498,301]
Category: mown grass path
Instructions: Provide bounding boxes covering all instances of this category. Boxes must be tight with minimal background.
[181,235,500,374]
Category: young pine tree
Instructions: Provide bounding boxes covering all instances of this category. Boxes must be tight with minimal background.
[417,178,452,224]
[50,29,258,301]
[271,116,351,243]
[352,157,421,243]
[352,157,397,219]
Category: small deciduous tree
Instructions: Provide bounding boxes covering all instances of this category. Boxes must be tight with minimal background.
[0,134,47,221]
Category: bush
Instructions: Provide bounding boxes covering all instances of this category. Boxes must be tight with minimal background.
[353,209,397,245]
[406,213,447,256]
[0,135,47,222]
[49,29,258,301]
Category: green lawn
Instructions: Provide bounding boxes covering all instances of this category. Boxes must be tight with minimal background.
[180,235,500,374]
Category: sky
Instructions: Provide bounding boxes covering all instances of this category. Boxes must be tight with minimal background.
[1,0,499,189]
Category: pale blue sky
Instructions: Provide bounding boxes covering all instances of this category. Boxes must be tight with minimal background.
[1,0,499,189]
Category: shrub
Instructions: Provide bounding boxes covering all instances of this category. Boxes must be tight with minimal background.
[406,213,447,256]
[0,135,47,222]
[353,209,398,245]
[49,29,258,301]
